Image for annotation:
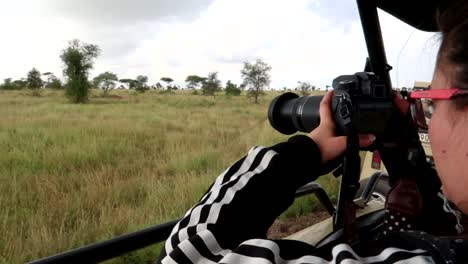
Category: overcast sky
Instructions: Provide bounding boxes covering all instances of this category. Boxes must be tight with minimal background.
[0,0,441,89]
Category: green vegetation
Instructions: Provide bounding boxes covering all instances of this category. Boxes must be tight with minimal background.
[135,75,149,93]
[297,81,316,96]
[93,72,119,96]
[241,58,272,104]
[0,39,331,262]
[225,80,242,96]
[0,89,335,264]
[43,72,63,89]
[160,77,174,90]
[201,72,222,96]
[0,78,16,90]
[26,68,43,89]
[60,39,100,103]
[185,75,206,91]
[0,39,282,104]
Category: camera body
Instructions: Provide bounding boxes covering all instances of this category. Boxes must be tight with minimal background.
[268,72,394,137]
[332,72,393,136]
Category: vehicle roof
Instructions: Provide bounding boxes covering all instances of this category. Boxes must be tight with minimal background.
[377,0,444,32]
[414,81,430,89]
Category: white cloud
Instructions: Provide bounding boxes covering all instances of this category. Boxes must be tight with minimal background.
[0,0,440,89]
[36,0,215,25]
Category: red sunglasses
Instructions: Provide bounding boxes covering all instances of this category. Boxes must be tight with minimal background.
[408,88,468,130]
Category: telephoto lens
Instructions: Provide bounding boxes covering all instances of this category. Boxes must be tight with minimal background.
[269,73,395,137]
[268,92,323,135]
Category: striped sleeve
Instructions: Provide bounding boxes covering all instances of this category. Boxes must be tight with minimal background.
[157,135,436,264]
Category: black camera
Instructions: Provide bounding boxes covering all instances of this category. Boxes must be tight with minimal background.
[268,72,394,136]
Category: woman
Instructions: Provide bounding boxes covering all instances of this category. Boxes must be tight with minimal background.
[158,1,468,263]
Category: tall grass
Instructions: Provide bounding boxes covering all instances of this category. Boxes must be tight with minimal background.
[0,89,334,264]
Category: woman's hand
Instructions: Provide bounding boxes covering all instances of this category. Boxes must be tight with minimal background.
[393,90,409,115]
[308,91,376,164]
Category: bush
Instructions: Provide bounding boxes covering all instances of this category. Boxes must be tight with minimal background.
[0,78,17,90]
[225,80,241,96]
[225,87,241,96]
[47,78,63,89]
[26,68,43,89]
[201,72,221,96]
[60,39,100,103]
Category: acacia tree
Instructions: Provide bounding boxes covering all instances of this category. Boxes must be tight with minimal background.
[241,59,271,103]
[135,75,149,93]
[160,77,174,90]
[185,75,206,90]
[119,78,137,89]
[43,72,62,89]
[93,72,118,95]
[26,68,43,89]
[60,39,100,103]
[297,81,315,96]
[119,76,149,92]
[201,72,221,96]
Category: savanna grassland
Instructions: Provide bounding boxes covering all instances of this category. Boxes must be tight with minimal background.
[0,89,338,264]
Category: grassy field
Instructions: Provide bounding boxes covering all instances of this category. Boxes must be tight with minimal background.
[0,89,338,264]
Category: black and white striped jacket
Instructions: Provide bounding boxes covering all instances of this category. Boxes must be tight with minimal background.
[157,135,466,263]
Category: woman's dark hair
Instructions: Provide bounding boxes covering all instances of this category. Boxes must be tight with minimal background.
[437,1,468,108]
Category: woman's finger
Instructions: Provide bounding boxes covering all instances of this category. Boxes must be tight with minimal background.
[319,91,335,128]
[393,90,409,115]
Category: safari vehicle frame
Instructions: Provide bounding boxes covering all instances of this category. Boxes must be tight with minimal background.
[28,0,440,263]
